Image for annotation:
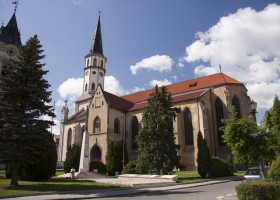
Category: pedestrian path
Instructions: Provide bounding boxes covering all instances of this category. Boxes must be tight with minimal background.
[1,176,240,200]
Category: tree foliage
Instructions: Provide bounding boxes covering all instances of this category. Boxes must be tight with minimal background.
[64,144,81,173]
[107,140,127,176]
[136,85,180,174]
[0,35,55,186]
[197,130,211,178]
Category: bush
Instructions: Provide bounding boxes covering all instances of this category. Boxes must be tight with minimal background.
[236,181,280,200]
[208,157,234,177]
[89,160,106,174]
[64,144,81,173]
[5,133,57,181]
[5,166,11,178]
[268,156,280,182]
[107,140,127,176]
[123,161,137,174]
[19,133,57,181]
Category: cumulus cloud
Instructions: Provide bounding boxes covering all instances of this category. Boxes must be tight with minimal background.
[130,87,146,93]
[104,76,127,96]
[185,3,280,110]
[149,79,172,87]
[130,55,174,75]
[57,78,83,100]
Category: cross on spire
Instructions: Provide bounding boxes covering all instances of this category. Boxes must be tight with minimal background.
[12,0,19,13]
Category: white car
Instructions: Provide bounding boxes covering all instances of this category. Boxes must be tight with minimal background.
[241,167,269,183]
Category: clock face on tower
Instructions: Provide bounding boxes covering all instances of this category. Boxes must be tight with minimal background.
[6,45,17,57]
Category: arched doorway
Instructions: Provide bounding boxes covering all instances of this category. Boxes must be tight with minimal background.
[91,144,101,161]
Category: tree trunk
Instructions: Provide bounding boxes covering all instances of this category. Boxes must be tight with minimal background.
[259,158,267,179]
[10,162,19,186]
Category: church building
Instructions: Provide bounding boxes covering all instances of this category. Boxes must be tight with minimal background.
[58,16,255,169]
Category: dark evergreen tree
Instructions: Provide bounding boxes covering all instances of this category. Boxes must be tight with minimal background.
[197,130,211,178]
[0,35,55,186]
[63,144,81,173]
[107,140,127,176]
[136,85,180,174]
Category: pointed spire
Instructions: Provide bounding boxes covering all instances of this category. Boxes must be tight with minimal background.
[89,15,103,56]
[0,12,22,46]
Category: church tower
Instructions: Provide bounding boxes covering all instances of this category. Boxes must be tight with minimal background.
[0,10,22,77]
[83,15,106,94]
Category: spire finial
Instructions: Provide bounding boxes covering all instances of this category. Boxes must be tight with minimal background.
[12,0,19,13]
[98,10,101,16]
[219,64,222,73]
[64,99,68,107]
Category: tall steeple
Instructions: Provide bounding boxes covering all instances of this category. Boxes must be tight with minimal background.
[0,12,22,46]
[83,15,107,95]
[89,15,103,56]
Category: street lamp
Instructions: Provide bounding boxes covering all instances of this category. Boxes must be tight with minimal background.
[250,99,257,122]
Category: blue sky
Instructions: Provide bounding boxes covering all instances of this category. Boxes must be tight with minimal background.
[1,0,280,134]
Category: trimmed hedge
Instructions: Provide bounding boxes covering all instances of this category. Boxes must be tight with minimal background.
[236,181,280,200]
[208,157,234,177]
[123,161,137,174]
[268,155,280,182]
[89,160,106,174]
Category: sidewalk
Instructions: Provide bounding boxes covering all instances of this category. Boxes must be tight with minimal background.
[1,176,240,200]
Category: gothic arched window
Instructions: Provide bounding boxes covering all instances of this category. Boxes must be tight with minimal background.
[114,118,120,134]
[87,59,90,67]
[131,116,139,149]
[184,108,193,145]
[232,96,241,118]
[93,116,100,133]
[67,128,72,148]
[101,60,104,68]
[91,82,95,90]
[85,84,88,92]
[93,58,97,66]
[215,98,225,146]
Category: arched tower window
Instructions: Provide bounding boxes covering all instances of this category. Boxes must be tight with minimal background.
[232,96,241,118]
[101,60,104,68]
[87,59,90,67]
[131,116,139,149]
[184,108,193,145]
[67,128,72,148]
[114,118,120,134]
[85,83,88,92]
[93,116,101,133]
[91,82,95,90]
[93,58,97,66]
[215,98,225,146]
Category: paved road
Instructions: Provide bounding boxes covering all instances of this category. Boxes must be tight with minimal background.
[92,180,241,200]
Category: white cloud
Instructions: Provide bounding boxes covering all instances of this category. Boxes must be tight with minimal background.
[72,0,83,6]
[104,75,127,96]
[185,4,280,112]
[177,57,185,68]
[149,79,172,87]
[57,78,83,100]
[130,55,174,75]
[130,87,146,93]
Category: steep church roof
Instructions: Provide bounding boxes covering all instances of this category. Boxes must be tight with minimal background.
[103,91,134,111]
[89,15,103,56]
[121,73,242,104]
[0,12,22,46]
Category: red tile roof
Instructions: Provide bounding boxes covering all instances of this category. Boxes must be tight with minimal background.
[103,91,134,111]
[121,73,242,103]
[66,109,86,124]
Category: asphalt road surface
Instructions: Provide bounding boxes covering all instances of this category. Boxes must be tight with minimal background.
[92,180,241,200]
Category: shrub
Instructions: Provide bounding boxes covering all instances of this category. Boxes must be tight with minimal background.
[64,144,81,173]
[107,140,127,176]
[123,161,137,174]
[19,133,57,181]
[208,157,234,177]
[268,156,280,182]
[89,160,106,174]
[197,130,211,178]
[5,165,11,178]
[5,133,57,181]
[236,181,280,200]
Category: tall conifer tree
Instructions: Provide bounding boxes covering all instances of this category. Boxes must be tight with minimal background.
[136,85,180,174]
[0,35,55,186]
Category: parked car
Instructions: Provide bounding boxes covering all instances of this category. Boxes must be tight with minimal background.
[241,166,269,183]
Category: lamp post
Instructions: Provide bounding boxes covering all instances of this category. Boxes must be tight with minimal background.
[250,99,257,122]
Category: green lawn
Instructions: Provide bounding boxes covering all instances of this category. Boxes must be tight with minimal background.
[0,170,120,196]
